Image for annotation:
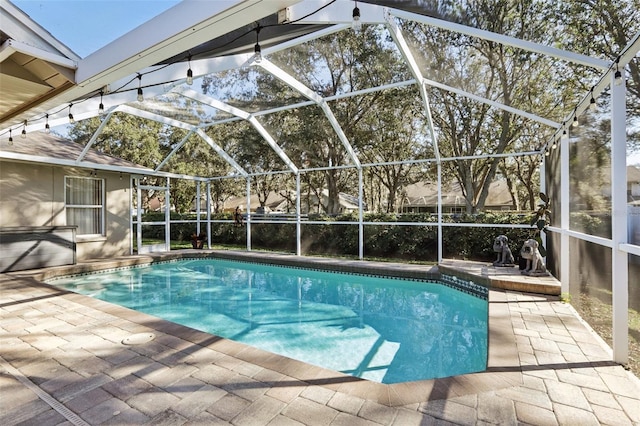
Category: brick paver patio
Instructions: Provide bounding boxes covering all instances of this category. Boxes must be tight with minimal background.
[1,252,639,425]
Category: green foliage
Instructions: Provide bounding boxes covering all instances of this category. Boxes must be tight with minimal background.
[140,212,536,262]
[569,212,610,238]
[528,192,551,257]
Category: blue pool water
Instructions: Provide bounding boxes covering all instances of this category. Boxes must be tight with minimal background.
[50,258,488,384]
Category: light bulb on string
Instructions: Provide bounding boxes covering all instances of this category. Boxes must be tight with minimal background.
[352,1,362,32]
[614,69,623,86]
[99,90,105,114]
[8,129,13,145]
[614,58,623,86]
[186,55,193,85]
[21,120,27,138]
[137,74,144,102]
[254,26,262,64]
[68,104,75,123]
[589,94,597,111]
[572,115,578,128]
[45,114,50,133]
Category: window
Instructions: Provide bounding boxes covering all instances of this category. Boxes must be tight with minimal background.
[65,177,105,236]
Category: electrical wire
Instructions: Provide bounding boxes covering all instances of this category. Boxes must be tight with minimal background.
[0,0,339,137]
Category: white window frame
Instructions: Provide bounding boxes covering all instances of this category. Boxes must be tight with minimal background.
[64,176,106,237]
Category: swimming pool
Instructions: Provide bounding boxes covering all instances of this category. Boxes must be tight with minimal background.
[49,258,488,384]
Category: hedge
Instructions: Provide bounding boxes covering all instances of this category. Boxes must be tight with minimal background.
[139,211,541,262]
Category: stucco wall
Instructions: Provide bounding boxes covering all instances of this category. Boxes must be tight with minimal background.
[0,160,130,260]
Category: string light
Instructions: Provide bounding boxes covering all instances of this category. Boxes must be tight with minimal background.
[614,68,623,86]
[589,93,597,111]
[551,140,557,150]
[137,74,144,102]
[562,129,568,139]
[8,129,13,145]
[545,149,550,157]
[254,26,262,64]
[99,90,105,114]
[352,1,361,32]
[613,57,623,86]
[21,120,27,138]
[572,114,578,128]
[68,104,75,123]
[186,55,193,85]
[45,114,51,133]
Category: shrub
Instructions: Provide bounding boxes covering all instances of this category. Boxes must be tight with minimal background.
[140,211,537,262]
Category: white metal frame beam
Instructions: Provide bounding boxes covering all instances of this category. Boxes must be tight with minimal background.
[258,59,361,168]
[194,128,248,177]
[0,39,77,69]
[174,87,299,174]
[155,129,194,172]
[385,10,440,160]
[388,8,611,71]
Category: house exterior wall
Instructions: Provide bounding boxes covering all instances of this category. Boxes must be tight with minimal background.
[0,160,130,261]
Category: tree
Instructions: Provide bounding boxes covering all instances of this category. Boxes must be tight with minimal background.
[404,0,570,212]
[356,87,433,212]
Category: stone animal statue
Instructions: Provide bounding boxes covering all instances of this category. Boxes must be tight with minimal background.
[493,235,515,267]
[520,239,548,276]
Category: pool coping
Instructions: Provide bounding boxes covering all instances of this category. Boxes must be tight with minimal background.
[9,249,524,407]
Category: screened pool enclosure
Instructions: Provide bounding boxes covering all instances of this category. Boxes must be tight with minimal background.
[1,0,639,367]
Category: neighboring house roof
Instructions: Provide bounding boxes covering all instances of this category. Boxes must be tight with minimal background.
[628,165,640,183]
[0,131,151,172]
[402,180,514,208]
[225,190,365,212]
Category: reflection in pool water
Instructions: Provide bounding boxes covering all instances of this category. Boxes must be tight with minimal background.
[50,258,488,384]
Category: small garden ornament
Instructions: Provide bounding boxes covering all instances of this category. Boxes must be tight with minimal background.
[492,235,515,267]
[191,232,206,249]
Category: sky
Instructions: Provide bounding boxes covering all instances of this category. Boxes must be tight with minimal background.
[13,0,181,58]
[11,1,640,166]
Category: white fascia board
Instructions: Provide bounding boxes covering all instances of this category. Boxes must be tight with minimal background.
[390,8,611,70]
[0,39,77,69]
[195,128,248,177]
[76,0,301,91]
[0,0,80,60]
[287,0,386,24]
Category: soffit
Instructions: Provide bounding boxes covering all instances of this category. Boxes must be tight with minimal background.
[0,0,79,126]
